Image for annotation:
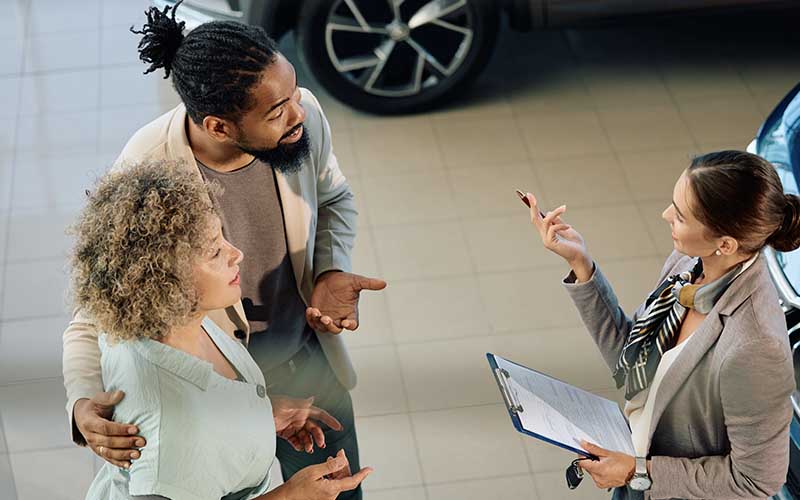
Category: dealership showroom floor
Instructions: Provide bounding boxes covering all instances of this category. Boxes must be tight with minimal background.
[1,1,800,499]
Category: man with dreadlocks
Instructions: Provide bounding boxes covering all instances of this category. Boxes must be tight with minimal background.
[62,2,385,498]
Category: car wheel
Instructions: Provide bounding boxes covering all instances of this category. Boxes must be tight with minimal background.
[296,0,499,114]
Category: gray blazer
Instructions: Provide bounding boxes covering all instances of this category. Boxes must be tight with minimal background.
[563,251,795,499]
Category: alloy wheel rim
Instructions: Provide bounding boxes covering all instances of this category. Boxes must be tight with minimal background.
[324,0,475,98]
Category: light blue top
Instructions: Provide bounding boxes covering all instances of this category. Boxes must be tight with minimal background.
[85,317,276,500]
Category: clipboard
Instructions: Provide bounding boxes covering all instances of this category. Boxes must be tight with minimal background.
[487,352,633,459]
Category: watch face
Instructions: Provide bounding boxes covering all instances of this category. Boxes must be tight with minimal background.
[629,475,652,491]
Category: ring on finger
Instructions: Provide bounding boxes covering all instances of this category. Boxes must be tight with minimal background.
[98,445,105,456]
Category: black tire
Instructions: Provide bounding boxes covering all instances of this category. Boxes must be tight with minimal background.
[296,0,500,115]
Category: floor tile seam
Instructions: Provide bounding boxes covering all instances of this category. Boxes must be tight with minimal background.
[0,5,32,333]
[363,470,536,492]
[16,61,144,78]
[389,340,428,497]
[0,375,64,388]
[367,199,655,229]
[387,324,597,349]
[0,412,18,499]
[2,444,79,457]
[373,253,664,284]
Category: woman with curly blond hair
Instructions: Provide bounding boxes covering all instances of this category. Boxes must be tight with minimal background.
[73,161,371,500]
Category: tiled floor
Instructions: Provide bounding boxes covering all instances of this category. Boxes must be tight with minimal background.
[1,1,799,499]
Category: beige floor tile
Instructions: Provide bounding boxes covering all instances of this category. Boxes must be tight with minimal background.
[99,104,169,156]
[343,291,394,349]
[533,471,612,500]
[5,208,78,263]
[580,63,673,109]
[566,204,658,261]
[534,155,633,208]
[349,345,408,417]
[523,437,579,474]
[0,316,68,384]
[477,267,583,334]
[15,110,99,153]
[101,25,144,66]
[352,229,380,278]
[20,70,100,116]
[0,379,73,452]
[331,128,359,177]
[397,337,495,412]
[11,447,95,499]
[428,80,514,124]
[356,413,424,490]
[596,257,667,314]
[517,111,613,160]
[0,452,14,500]
[346,176,369,229]
[427,474,539,500]
[617,150,692,202]
[636,201,676,259]
[12,150,108,211]
[361,171,456,227]
[463,215,561,273]
[2,259,70,320]
[435,118,529,168]
[599,105,695,153]
[490,329,616,393]
[447,161,543,217]
[412,405,528,483]
[101,0,150,28]
[739,60,800,101]
[372,222,473,282]
[678,97,764,147]
[0,77,20,122]
[659,60,750,103]
[28,0,100,35]
[352,117,444,176]
[509,72,594,115]
[365,486,427,499]
[100,65,180,109]
[387,275,490,344]
[24,31,100,73]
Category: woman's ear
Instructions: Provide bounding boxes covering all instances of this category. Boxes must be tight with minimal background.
[718,236,739,256]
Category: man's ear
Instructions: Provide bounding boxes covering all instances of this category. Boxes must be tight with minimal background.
[202,115,236,143]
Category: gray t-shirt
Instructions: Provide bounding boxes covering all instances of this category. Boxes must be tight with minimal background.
[199,159,313,371]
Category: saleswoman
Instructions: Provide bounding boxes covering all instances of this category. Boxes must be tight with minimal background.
[526,150,797,499]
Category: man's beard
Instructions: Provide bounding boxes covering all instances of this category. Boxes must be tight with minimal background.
[238,125,311,174]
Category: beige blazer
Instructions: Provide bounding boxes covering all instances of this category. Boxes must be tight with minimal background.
[63,89,359,443]
[564,251,795,499]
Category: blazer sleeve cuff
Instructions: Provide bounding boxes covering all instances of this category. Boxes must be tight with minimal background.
[648,455,682,499]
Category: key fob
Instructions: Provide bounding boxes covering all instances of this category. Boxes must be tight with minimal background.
[565,460,584,489]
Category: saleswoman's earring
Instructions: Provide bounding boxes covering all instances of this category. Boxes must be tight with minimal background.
[715,249,722,256]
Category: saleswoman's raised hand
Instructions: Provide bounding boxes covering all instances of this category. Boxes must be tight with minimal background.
[525,193,594,280]
[273,449,372,500]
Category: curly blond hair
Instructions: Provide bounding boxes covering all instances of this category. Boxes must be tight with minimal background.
[71,161,220,342]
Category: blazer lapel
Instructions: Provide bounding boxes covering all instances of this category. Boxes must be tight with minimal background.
[646,254,767,444]
[275,171,310,300]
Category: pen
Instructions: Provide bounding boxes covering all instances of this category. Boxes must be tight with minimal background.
[515,189,546,218]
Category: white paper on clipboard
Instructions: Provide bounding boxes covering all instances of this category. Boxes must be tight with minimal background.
[494,354,634,456]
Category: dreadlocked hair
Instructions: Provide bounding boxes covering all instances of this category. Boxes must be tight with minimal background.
[131,0,280,124]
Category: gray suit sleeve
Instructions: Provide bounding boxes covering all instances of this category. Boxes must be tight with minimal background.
[561,251,686,373]
[307,93,357,280]
[649,326,794,499]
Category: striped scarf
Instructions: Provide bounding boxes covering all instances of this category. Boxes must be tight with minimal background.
[613,259,705,400]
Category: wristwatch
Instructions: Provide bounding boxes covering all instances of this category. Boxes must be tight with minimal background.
[628,457,652,491]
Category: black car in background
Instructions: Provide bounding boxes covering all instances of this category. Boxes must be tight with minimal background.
[154,0,797,114]
[750,82,800,498]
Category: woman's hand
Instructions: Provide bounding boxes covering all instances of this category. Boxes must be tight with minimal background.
[525,193,593,278]
[578,441,636,490]
[272,396,343,454]
[278,449,372,500]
